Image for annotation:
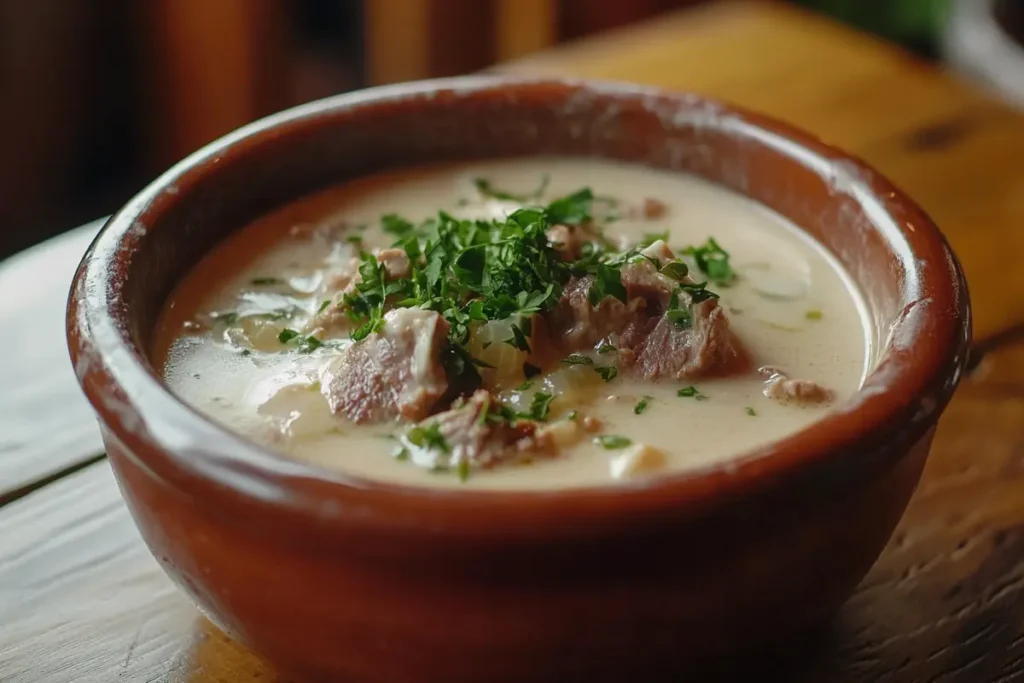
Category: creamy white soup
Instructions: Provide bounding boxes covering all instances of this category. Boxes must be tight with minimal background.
[154,158,870,490]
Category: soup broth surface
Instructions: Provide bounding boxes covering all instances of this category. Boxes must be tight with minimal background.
[155,158,870,489]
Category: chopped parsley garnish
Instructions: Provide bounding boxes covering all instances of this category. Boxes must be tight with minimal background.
[684,238,735,285]
[457,458,470,482]
[561,354,594,366]
[745,406,757,416]
[516,380,534,391]
[566,410,579,421]
[251,277,283,286]
[597,344,617,354]
[528,392,555,421]
[595,434,632,449]
[317,299,332,314]
[596,366,618,382]
[666,307,693,329]
[806,309,823,320]
[278,328,323,353]
[634,396,653,415]
[660,260,690,280]
[677,385,708,400]
[393,447,410,461]
[345,235,364,245]
[405,422,450,453]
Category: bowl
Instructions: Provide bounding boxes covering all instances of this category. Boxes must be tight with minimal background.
[67,77,970,682]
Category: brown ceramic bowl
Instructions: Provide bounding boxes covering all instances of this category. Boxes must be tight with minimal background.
[67,77,970,682]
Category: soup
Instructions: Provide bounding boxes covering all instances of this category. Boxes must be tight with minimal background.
[154,158,870,490]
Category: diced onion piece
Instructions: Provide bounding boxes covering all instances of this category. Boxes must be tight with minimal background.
[540,365,603,409]
[466,319,529,390]
[539,418,583,448]
[258,383,338,439]
[609,443,667,479]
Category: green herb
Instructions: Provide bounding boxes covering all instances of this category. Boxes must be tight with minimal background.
[561,354,594,366]
[634,396,653,415]
[666,307,693,329]
[238,348,252,357]
[566,410,579,421]
[345,235,364,245]
[806,309,823,320]
[393,447,410,461]
[251,277,283,286]
[595,434,632,449]
[381,213,417,238]
[317,299,332,314]
[596,366,618,382]
[457,458,470,482]
[528,392,555,421]
[516,380,534,391]
[597,344,617,355]
[677,385,708,400]
[745,406,757,416]
[278,328,323,354]
[683,238,735,285]
[405,422,450,453]
[545,188,594,225]
[660,260,690,280]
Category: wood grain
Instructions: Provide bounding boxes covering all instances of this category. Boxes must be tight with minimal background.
[0,223,104,504]
[4,2,1024,681]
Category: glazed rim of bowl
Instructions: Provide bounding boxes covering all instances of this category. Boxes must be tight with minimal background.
[68,76,970,544]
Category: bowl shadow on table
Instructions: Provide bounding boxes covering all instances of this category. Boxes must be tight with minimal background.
[176,616,845,682]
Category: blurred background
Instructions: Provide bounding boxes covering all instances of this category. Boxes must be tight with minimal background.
[2,0,1020,259]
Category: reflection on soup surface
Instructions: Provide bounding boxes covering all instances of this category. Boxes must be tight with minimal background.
[155,158,870,489]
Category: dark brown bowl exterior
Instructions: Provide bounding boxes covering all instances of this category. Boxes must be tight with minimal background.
[67,78,970,682]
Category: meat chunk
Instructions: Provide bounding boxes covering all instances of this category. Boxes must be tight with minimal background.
[320,308,449,423]
[759,366,833,404]
[544,251,748,380]
[629,299,747,380]
[401,390,552,470]
[546,275,651,350]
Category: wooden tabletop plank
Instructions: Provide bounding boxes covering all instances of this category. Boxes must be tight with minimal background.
[4,2,1024,681]
[0,222,105,504]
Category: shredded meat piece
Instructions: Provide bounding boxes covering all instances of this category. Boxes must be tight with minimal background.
[629,300,746,380]
[320,309,449,423]
[544,243,747,380]
[759,366,833,404]
[408,390,553,469]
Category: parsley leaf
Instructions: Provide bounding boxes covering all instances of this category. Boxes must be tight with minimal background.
[545,188,593,225]
[561,354,594,366]
[683,238,735,285]
[596,366,618,382]
[528,392,555,421]
[251,277,282,286]
[594,434,632,449]
[634,396,653,415]
[677,385,708,400]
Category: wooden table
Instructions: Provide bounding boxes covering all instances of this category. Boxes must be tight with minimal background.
[4,2,1024,680]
